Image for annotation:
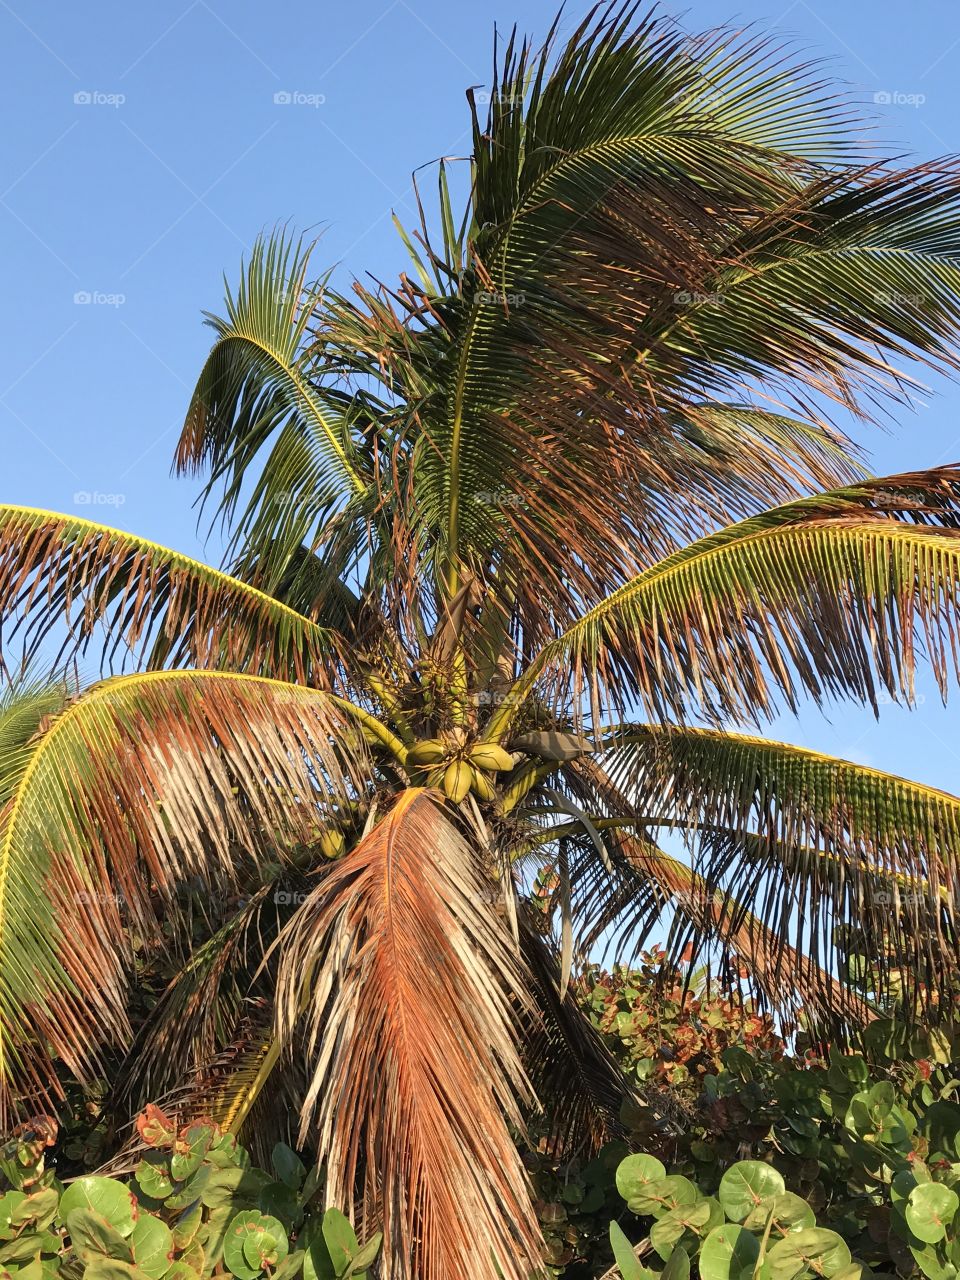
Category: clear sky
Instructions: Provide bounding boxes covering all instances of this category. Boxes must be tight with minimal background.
[1,0,959,790]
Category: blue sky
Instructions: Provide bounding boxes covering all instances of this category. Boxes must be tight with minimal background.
[1,0,959,789]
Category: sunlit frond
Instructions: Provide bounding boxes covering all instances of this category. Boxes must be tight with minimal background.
[0,670,366,1124]
[276,789,542,1280]
[497,467,960,728]
[0,507,339,683]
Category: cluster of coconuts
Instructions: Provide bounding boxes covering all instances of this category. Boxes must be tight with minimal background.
[405,728,516,803]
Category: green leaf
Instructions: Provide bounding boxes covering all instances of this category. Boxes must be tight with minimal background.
[660,1247,691,1280]
[270,1147,306,1193]
[628,1175,699,1219]
[766,1229,852,1280]
[609,1222,651,1280]
[135,1156,175,1203]
[651,1201,715,1261]
[129,1215,174,1280]
[81,1262,154,1280]
[745,1193,815,1235]
[700,1224,761,1280]
[906,1184,960,1245]
[271,1250,305,1280]
[224,1213,287,1280]
[616,1155,667,1204]
[343,1233,382,1279]
[321,1209,357,1276]
[64,1209,134,1262]
[718,1163,786,1224]
[170,1126,213,1183]
[58,1181,137,1238]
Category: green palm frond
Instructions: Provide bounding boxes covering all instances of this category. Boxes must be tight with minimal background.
[0,507,339,683]
[407,5,958,610]
[177,231,373,588]
[0,669,367,1122]
[490,466,960,729]
[0,673,71,807]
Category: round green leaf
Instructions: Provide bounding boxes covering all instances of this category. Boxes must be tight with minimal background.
[224,1213,288,1280]
[907,1184,960,1245]
[745,1192,816,1235]
[650,1201,714,1261]
[129,1215,174,1279]
[767,1229,852,1280]
[616,1155,667,1204]
[700,1225,761,1280]
[0,1194,25,1240]
[65,1209,134,1262]
[135,1157,175,1203]
[628,1175,698,1220]
[718,1162,786,1224]
[170,1127,213,1184]
[58,1181,136,1238]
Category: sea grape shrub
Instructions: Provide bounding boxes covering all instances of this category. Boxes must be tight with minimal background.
[581,953,783,1094]
[609,1069,960,1280]
[609,1151,860,1280]
[0,1105,381,1280]
[530,952,960,1276]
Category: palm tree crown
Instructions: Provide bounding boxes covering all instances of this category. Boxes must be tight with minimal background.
[3,5,960,1277]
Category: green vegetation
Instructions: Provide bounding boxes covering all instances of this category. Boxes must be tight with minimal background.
[0,1108,381,1280]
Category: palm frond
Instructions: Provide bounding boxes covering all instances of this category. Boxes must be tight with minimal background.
[598,725,960,1012]
[275,789,543,1280]
[0,507,338,682]
[177,231,377,590]
[496,466,960,729]
[521,915,636,1157]
[0,669,367,1124]
[405,4,960,614]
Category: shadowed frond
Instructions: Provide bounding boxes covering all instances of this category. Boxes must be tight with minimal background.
[598,725,960,1010]
[0,507,339,682]
[493,467,960,729]
[275,789,543,1280]
[111,885,281,1117]
[0,670,367,1125]
[521,915,636,1157]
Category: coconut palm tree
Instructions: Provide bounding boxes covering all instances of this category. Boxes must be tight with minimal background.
[5,3,960,1275]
